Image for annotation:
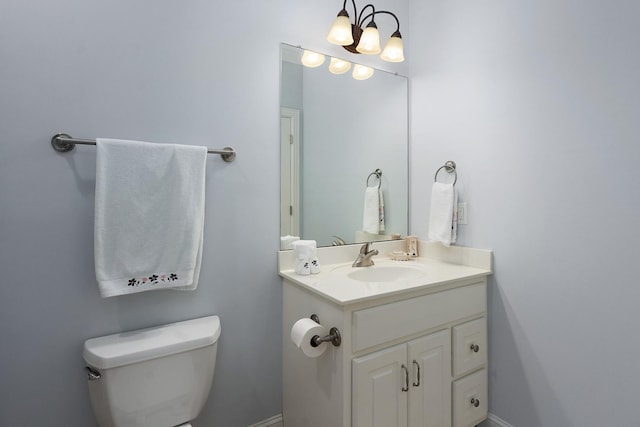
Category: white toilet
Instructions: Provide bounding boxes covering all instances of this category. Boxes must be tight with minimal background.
[82,315,221,427]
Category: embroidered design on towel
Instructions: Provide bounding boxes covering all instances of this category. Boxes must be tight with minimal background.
[127,273,179,287]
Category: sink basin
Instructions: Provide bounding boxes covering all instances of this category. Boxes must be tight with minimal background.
[345,264,426,283]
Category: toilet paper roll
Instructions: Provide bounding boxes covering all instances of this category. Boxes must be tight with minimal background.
[290,318,328,358]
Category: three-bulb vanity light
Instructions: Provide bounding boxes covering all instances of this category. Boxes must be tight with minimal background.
[326,0,405,63]
[300,0,403,80]
[301,50,374,80]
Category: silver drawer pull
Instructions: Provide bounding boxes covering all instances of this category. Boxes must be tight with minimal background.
[412,360,421,387]
[470,343,480,353]
[470,397,480,407]
[401,364,409,392]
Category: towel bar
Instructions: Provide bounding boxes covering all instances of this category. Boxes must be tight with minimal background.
[50,133,236,162]
[434,161,457,185]
[366,168,382,188]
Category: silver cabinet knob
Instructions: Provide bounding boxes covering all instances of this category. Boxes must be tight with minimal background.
[470,343,480,353]
[470,397,480,407]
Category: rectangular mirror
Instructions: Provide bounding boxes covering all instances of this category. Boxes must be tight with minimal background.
[280,44,408,248]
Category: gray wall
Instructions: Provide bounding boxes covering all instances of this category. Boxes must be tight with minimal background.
[409,1,640,426]
[8,1,632,426]
[0,0,407,426]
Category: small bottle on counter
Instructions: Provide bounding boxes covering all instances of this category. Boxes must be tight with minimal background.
[406,236,418,258]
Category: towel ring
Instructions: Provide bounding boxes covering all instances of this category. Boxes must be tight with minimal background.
[434,161,457,185]
[366,169,382,189]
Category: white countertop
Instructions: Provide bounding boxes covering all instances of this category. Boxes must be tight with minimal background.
[279,240,492,305]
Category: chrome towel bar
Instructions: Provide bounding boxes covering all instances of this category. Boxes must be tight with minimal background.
[366,168,382,188]
[50,133,236,163]
[434,160,457,185]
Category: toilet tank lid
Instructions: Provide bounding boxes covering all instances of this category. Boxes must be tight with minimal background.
[83,315,221,370]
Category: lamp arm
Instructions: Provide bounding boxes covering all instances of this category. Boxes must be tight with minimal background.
[349,0,358,22]
[358,4,376,26]
[360,10,400,33]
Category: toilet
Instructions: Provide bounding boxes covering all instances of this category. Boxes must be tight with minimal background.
[82,315,221,427]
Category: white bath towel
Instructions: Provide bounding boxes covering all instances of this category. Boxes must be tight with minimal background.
[428,182,458,247]
[94,138,207,297]
[363,186,383,234]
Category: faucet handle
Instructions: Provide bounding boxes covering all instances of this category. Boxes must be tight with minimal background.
[360,242,372,253]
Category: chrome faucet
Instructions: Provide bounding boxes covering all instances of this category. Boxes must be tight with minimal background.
[352,242,379,267]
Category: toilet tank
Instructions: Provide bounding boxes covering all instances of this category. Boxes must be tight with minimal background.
[83,315,221,427]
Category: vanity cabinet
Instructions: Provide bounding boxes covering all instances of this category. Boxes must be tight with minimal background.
[353,329,451,427]
[282,277,489,427]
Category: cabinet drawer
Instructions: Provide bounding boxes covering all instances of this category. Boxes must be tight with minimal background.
[452,369,487,427]
[452,317,487,377]
[352,282,486,353]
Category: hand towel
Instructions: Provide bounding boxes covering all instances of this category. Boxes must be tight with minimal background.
[309,256,321,274]
[295,259,311,275]
[362,186,380,234]
[292,240,319,275]
[378,188,385,232]
[94,138,207,297]
[427,182,458,247]
[292,240,316,260]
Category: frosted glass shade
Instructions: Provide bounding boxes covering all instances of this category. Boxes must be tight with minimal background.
[329,57,352,74]
[352,64,374,80]
[327,14,354,46]
[356,24,381,54]
[380,35,405,62]
[301,50,326,68]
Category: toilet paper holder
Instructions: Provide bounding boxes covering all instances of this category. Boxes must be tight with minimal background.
[309,314,342,347]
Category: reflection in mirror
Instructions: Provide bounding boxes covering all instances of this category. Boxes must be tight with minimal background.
[280,44,408,248]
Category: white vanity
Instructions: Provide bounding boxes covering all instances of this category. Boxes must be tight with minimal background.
[279,240,492,427]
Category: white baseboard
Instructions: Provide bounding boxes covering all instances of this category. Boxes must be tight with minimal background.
[250,412,510,427]
[247,414,283,427]
[479,412,514,427]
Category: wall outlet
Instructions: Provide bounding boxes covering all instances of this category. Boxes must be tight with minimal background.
[457,203,468,225]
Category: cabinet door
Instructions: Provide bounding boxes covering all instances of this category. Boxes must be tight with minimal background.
[353,344,408,427]
[407,330,451,427]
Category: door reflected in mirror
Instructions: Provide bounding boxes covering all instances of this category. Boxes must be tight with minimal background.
[280,44,408,249]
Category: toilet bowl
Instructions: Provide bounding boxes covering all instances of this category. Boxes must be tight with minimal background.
[83,315,221,427]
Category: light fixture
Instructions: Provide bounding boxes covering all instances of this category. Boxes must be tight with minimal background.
[356,21,381,54]
[380,31,404,62]
[326,10,354,46]
[300,50,326,68]
[352,64,374,80]
[328,57,352,74]
[327,0,404,62]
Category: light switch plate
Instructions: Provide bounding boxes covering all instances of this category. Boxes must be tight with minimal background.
[457,203,468,224]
